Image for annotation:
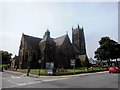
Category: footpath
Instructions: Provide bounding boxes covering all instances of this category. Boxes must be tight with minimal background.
[3,70,108,78]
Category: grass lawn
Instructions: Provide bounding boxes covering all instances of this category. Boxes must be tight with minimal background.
[16,69,47,75]
[1,64,8,68]
[67,67,108,73]
[67,69,87,73]
[31,69,47,75]
[12,67,108,76]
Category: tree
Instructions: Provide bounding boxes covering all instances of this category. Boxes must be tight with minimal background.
[94,37,120,67]
[111,44,120,67]
[0,50,12,64]
[95,37,110,66]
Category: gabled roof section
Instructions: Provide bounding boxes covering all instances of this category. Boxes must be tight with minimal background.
[54,34,67,46]
[40,36,54,43]
[22,34,42,49]
[79,55,88,61]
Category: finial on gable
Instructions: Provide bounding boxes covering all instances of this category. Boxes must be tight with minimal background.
[22,33,24,36]
[72,26,74,32]
[66,31,68,35]
[78,24,80,29]
[44,29,50,38]
[47,29,49,32]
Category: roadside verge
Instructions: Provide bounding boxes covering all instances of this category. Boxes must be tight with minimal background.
[3,70,108,78]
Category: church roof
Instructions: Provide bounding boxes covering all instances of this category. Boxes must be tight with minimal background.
[23,34,42,49]
[72,44,79,53]
[54,34,67,46]
[40,36,54,43]
[22,33,78,53]
[39,35,55,51]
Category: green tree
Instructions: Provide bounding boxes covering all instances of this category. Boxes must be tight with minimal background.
[94,37,120,67]
[0,50,12,64]
[111,43,120,67]
[95,37,110,66]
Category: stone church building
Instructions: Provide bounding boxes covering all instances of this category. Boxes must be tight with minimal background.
[18,25,88,69]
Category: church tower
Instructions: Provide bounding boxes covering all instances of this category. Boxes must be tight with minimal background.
[72,24,86,55]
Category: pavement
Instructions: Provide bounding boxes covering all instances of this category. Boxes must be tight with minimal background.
[3,70,109,78]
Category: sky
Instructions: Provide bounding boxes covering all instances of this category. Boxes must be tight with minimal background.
[0,1,118,59]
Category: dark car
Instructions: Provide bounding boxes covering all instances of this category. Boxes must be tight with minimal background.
[109,66,120,73]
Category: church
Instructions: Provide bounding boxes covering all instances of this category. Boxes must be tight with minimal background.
[18,25,89,69]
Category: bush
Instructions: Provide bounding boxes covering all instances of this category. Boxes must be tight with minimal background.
[2,64,8,69]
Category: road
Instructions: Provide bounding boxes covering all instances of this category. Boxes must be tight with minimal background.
[2,71,119,89]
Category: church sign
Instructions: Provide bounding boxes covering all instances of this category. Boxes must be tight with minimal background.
[38,60,41,63]
[46,62,54,75]
[71,59,75,66]
[71,59,76,74]
[46,69,53,75]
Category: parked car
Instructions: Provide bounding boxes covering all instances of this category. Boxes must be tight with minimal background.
[109,66,120,73]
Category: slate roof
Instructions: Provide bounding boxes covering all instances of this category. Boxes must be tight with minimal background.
[72,44,79,54]
[39,36,56,51]
[54,34,67,46]
[40,36,54,43]
[23,34,42,50]
[22,33,80,53]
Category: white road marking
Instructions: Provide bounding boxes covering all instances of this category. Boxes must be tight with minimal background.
[2,78,7,80]
[28,81,42,84]
[3,77,68,88]
[42,78,68,82]
[11,76,21,79]
[18,83,27,86]
[4,81,42,88]
[7,79,18,85]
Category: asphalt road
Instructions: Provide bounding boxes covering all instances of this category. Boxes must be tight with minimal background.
[2,71,119,88]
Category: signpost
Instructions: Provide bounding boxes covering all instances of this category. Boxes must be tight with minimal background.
[71,59,75,75]
[38,60,41,76]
